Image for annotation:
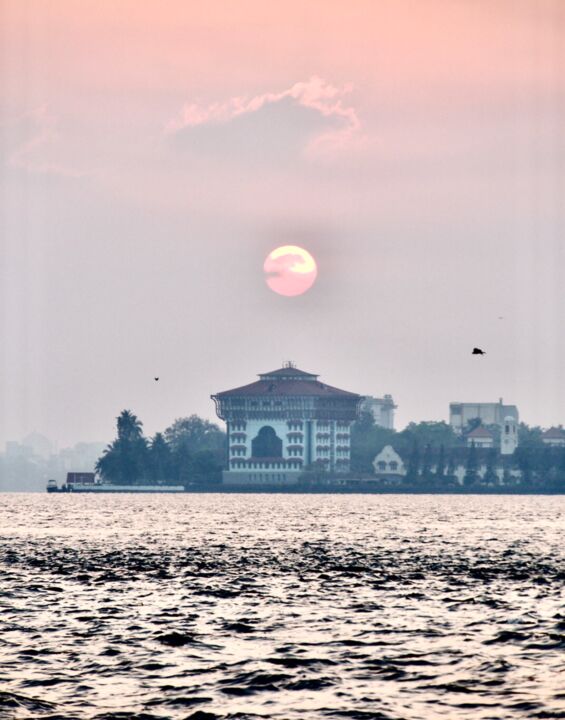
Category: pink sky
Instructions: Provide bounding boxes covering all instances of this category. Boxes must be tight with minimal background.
[1,1,564,446]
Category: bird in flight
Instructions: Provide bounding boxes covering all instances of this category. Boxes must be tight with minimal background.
[472,348,486,355]
[154,377,159,381]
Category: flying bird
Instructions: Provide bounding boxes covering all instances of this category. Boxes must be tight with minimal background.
[154,377,159,381]
[472,348,486,355]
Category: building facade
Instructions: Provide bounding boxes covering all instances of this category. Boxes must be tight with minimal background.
[500,416,519,455]
[212,364,362,485]
[541,427,565,447]
[360,395,396,429]
[372,445,406,481]
[466,425,495,449]
[449,399,519,433]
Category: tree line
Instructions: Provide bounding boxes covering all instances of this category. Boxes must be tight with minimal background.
[349,411,565,490]
[96,409,565,490]
[95,410,226,486]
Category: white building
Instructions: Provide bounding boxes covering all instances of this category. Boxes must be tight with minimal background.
[500,416,519,455]
[360,395,396,429]
[372,445,406,479]
[450,399,519,434]
[466,425,495,449]
[541,427,565,447]
[212,363,362,485]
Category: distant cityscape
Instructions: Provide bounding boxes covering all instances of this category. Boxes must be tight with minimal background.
[0,435,105,492]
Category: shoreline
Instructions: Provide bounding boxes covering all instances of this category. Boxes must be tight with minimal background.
[183,485,565,495]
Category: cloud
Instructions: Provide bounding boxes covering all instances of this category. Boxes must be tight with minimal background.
[166,76,361,157]
[5,106,85,178]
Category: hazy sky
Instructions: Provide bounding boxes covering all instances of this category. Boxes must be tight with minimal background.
[1,0,564,448]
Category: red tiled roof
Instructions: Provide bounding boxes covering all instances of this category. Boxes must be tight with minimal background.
[467,426,494,439]
[215,367,360,400]
[542,427,565,439]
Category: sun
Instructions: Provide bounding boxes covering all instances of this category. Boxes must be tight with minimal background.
[264,245,318,297]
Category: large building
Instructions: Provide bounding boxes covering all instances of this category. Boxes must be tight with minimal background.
[360,395,396,429]
[449,399,519,434]
[212,363,362,485]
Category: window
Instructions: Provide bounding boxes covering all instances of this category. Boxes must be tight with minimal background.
[377,461,386,471]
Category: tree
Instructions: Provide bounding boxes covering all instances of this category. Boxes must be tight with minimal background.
[465,417,482,434]
[421,443,433,483]
[405,442,420,484]
[435,444,446,483]
[350,411,396,474]
[189,451,223,485]
[464,442,478,486]
[518,423,545,450]
[148,433,174,483]
[514,446,532,485]
[397,421,461,452]
[164,415,226,483]
[117,410,144,442]
[165,415,226,457]
[537,446,555,484]
[483,448,499,485]
[96,410,148,485]
[446,451,457,480]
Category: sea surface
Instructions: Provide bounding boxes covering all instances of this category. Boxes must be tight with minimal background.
[0,494,563,720]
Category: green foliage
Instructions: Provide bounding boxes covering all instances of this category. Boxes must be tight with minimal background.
[95,410,148,485]
[148,433,174,483]
[517,423,544,450]
[421,443,433,482]
[464,442,478,486]
[96,411,226,486]
[164,415,225,455]
[406,442,420,483]
[350,411,396,473]
[398,421,461,451]
[483,448,499,485]
[189,450,223,485]
[436,444,446,479]
[465,417,482,433]
[164,414,226,484]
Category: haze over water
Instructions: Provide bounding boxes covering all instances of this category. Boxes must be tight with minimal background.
[0,493,563,719]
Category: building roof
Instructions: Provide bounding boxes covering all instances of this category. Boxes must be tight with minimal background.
[466,426,495,439]
[214,366,360,400]
[542,427,565,439]
[259,367,319,380]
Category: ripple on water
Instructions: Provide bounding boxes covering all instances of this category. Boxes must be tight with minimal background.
[0,493,563,720]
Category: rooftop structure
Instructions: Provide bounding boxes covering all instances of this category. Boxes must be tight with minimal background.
[466,425,495,448]
[360,395,396,429]
[541,427,565,447]
[450,399,519,434]
[212,363,362,485]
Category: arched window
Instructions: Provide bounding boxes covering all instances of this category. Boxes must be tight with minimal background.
[251,426,283,458]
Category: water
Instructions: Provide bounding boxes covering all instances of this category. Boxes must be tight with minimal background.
[0,494,563,720]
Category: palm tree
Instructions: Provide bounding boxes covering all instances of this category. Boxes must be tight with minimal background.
[117,410,144,442]
[95,410,148,485]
